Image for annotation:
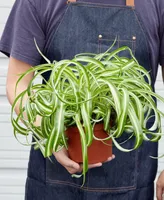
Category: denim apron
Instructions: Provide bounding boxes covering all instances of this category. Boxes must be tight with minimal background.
[25,0,158,199]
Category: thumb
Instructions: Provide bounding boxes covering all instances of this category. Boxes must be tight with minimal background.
[62,154,80,170]
[54,148,80,170]
[156,183,163,200]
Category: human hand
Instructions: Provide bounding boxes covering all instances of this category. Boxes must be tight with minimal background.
[156,170,164,200]
[53,147,115,174]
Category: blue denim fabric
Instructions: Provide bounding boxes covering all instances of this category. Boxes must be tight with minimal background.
[25,1,158,199]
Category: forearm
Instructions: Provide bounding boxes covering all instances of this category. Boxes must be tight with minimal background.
[162,66,164,83]
[7,76,42,128]
[6,82,29,116]
[6,57,41,124]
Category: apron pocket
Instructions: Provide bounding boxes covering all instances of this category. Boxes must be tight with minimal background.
[86,135,138,192]
[46,135,138,192]
[98,34,136,57]
[46,155,85,187]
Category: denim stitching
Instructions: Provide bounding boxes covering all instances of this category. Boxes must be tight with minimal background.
[132,9,153,81]
[98,37,101,54]
[70,1,134,9]
[45,3,70,57]
[100,39,135,42]
[118,35,120,49]
[46,179,136,192]
[132,38,136,56]
[98,38,136,55]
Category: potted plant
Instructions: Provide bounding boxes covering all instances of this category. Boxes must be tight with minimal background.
[11,46,164,185]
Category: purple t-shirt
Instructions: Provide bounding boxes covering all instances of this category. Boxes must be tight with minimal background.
[0,0,164,80]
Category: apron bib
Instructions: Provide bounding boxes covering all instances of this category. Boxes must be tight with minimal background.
[25,1,158,199]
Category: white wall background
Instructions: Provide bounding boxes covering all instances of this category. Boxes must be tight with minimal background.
[0,1,164,200]
[0,1,30,200]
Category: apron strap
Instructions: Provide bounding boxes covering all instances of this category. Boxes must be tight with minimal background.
[126,0,135,6]
[67,0,76,3]
[67,0,135,7]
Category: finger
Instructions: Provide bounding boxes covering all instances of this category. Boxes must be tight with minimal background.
[88,163,102,169]
[76,163,102,173]
[66,165,81,174]
[103,154,116,163]
[54,150,80,171]
[58,157,80,174]
[156,182,163,200]
[64,157,80,170]
[76,164,83,173]
[88,154,116,169]
[75,154,116,173]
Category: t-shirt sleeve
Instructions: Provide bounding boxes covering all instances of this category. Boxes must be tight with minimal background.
[159,40,164,67]
[159,2,164,66]
[0,0,45,66]
[159,30,164,66]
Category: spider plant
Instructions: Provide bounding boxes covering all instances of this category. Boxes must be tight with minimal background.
[11,46,164,185]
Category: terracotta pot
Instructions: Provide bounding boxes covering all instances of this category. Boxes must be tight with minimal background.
[65,123,112,164]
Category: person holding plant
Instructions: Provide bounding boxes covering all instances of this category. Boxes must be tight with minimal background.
[0,0,164,199]
[157,171,164,200]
